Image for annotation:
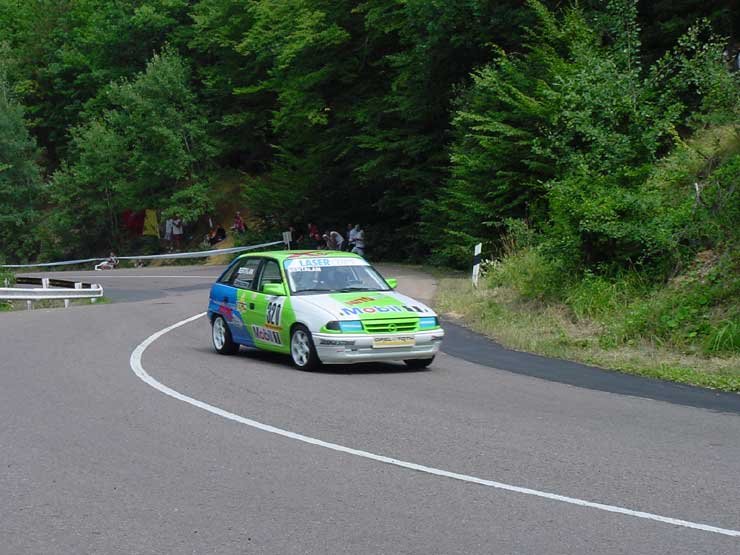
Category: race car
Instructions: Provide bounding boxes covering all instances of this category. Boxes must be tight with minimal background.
[207,250,444,370]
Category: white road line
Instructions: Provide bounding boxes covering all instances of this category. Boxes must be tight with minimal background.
[49,275,216,279]
[130,312,740,539]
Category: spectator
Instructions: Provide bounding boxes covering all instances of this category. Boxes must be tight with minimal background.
[205,224,227,246]
[164,217,173,250]
[346,224,359,251]
[216,224,226,242]
[287,225,302,247]
[329,230,344,251]
[172,215,184,250]
[351,224,365,256]
[308,223,321,247]
[232,211,246,234]
[95,251,119,271]
[322,233,333,250]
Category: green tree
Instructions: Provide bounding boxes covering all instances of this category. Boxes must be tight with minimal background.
[429,0,739,269]
[0,54,42,263]
[0,0,192,168]
[46,49,214,258]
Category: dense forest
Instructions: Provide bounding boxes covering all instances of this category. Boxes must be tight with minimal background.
[0,0,735,261]
[1,0,738,338]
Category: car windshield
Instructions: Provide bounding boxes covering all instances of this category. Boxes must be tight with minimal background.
[283,257,390,295]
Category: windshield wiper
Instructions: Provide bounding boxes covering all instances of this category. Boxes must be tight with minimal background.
[336,287,386,292]
[295,288,333,294]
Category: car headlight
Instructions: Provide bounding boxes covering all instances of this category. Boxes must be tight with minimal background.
[419,316,438,329]
[326,320,363,332]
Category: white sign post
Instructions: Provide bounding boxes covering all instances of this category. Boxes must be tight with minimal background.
[472,243,482,288]
[282,230,293,249]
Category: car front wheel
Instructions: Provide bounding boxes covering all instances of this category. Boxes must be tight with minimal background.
[290,324,321,371]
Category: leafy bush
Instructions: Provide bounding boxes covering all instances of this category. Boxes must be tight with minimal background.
[45,48,215,259]
[486,246,566,302]
[614,251,740,354]
[0,263,12,311]
[431,0,739,274]
[565,270,650,321]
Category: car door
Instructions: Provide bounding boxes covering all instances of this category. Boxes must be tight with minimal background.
[248,258,290,353]
[218,256,262,346]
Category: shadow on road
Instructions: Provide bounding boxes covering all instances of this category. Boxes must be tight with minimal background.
[191,345,431,375]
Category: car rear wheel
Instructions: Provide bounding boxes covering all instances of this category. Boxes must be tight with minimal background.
[404,357,434,369]
[212,315,238,355]
[290,324,321,371]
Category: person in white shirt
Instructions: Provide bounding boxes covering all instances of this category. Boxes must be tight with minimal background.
[346,223,358,251]
[329,230,344,251]
[164,217,173,250]
[171,216,184,250]
[95,252,119,271]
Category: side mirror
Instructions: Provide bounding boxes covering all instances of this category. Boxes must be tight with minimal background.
[386,278,398,289]
[262,282,287,296]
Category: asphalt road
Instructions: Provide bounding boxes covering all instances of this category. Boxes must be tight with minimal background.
[1,264,739,554]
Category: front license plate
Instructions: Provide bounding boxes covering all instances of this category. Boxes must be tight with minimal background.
[372,336,415,349]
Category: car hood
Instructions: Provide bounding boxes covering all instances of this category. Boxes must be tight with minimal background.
[295,290,436,320]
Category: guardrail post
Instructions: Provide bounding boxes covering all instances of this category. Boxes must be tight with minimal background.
[64,299,70,308]
[42,277,50,289]
[26,300,32,311]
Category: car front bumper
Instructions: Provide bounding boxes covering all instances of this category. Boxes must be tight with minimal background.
[313,329,444,364]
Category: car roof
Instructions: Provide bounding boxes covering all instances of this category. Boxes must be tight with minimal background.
[236,250,365,262]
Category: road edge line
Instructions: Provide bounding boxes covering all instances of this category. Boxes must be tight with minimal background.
[129,312,740,539]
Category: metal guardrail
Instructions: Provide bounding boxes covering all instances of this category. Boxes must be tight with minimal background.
[14,276,95,289]
[1,277,103,310]
[0,239,285,268]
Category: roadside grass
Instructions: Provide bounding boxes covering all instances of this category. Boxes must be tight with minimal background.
[432,124,740,392]
[3,296,111,312]
[435,275,740,392]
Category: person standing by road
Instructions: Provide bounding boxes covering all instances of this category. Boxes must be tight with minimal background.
[308,223,321,248]
[351,224,365,256]
[346,223,358,251]
[329,230,344,251]
[171,215,184,250]
[163,217,174,251]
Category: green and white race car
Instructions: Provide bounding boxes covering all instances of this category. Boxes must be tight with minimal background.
[207,250,444,370]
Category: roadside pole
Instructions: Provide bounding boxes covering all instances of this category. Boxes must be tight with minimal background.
[472,243,482,288]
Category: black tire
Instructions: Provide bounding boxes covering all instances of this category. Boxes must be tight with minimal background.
[290,324,321,371]
[404,357,434,369]
[212,315,239,355]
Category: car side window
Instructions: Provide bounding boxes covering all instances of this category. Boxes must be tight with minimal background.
[255,259,283,292]
[231,258,262,290]
[218,259,242,284]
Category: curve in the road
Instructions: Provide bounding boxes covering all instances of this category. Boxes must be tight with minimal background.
[442,321,740,414]
[35,266,740,412]
[130,311,740,539]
